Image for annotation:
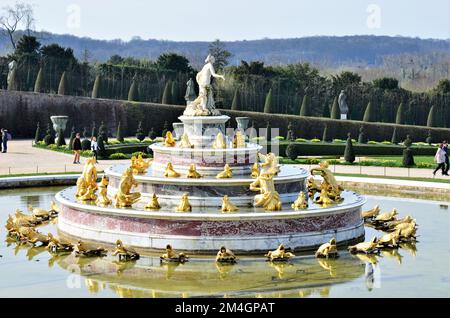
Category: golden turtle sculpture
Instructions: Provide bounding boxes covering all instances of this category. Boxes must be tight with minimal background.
[47,233,73,253]
[74,240,107,257]
[361,205,380,220]
[377,230,401,248]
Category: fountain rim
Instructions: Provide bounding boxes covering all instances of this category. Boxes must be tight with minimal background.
[55,187,366,221]
[149,142,263,153]
[105,165,307,185]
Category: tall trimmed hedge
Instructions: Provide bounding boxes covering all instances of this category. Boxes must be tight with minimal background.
[1,90,449,142]
[263,88,273,113]
[330,97,340,119]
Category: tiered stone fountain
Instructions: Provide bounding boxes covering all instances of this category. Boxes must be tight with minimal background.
[55,54,365,254]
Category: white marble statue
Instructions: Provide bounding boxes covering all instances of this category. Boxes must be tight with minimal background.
[184,54,225,116]
[7,61,16,87]
[338,90,349,119]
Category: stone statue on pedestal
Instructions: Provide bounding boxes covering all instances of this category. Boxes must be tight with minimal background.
[184,78,197,103]
[183,54,225,116]
[338,90,349,119]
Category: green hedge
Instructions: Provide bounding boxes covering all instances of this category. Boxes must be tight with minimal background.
[105,144,150,156]
[273,141,437,157]
[1,90,449,142]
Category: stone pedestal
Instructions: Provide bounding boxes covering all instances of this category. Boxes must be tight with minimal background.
[179,115,230,148]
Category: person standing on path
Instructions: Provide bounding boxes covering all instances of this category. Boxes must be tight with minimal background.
[1,128,9,153]
[72,133,82,164]
[0,129,2,153]
[91,136,99,163]
[443,140,449,176]
[433,143,447,176]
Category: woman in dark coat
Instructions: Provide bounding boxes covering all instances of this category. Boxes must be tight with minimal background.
[72,133,82,164]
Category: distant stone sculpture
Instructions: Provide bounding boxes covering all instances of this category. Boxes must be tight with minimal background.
[183,54,224,116]
[7,60,16,86]
[338,90,349,119]
[184,78,197,103]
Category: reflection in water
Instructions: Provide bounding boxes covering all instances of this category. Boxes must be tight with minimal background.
[3,186,450,298]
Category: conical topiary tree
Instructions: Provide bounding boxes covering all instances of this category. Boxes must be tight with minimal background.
[171,80,179,104]
[263,88,273,113]
[81,127,91,150]
[344,133,355,163]
[161,81,172,104]
[330,97,340,119]
[322,124,331,142]
[231,89,240,111]
[363,102,375,122]
[358,126,367,144]
[395,103,405,125]
[91,75,101,98]
[34,122,41,144]
[286,122,295,141]
[391,126,399,144]
[322,103,330,118]
[116,121,124,143]
[56,129,66,147]
[43,123,54,146]
[161,121,169,137]
[97,134,106,158]
[425,130,432,145]
[58,71,68,95]
[427,105,437,127]
[91,122,98,139]
[7,67,18,91]
[299,95,311,116]
[99,121,108,143]
[148,127,157,140]
[136,121,145,141]
[68,126,76,150]
[128,77,139,101]
[34,67,44,93]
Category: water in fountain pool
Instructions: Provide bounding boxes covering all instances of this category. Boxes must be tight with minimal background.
[0,186,448,297]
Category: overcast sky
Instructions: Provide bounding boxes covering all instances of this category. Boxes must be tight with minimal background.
[2,0,449,41]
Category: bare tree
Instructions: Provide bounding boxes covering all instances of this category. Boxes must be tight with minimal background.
[0,2,34,49]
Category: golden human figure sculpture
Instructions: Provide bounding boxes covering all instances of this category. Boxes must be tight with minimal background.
[187,163,202,178]
[164,162,180,178]
[114,167,141,208]
[179,133,193,148]
[216,164,232,179]
[221,195,239,213]
[164,131,176,147]
[96,176,112,207]
[310,161,343,202]
[258,153,280,176]
[176,193,192,212]
[112,240,140,261]
[131,154,151,174]
[249,172,282,211]
[80,187,98,201]
[291,191,308,210]
[212,132,226,149]
[75,158,98,198]
[233,131,245,148]
[251,162,260,178]
[27,204,50,221]
[145,193,161,210]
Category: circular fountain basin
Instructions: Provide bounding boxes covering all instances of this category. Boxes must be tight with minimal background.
[105,164,308,207]
[55,187,365,254]
[150,142,262,176]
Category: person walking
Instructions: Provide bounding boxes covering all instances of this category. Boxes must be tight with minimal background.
[433,143,447,176]
[0,129,3,153]
[91,136,99,164]
[72,133,82,164]
[1,128,9,153]
[443,140,449,176]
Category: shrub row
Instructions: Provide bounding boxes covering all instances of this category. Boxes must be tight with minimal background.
[281,142,436,159]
